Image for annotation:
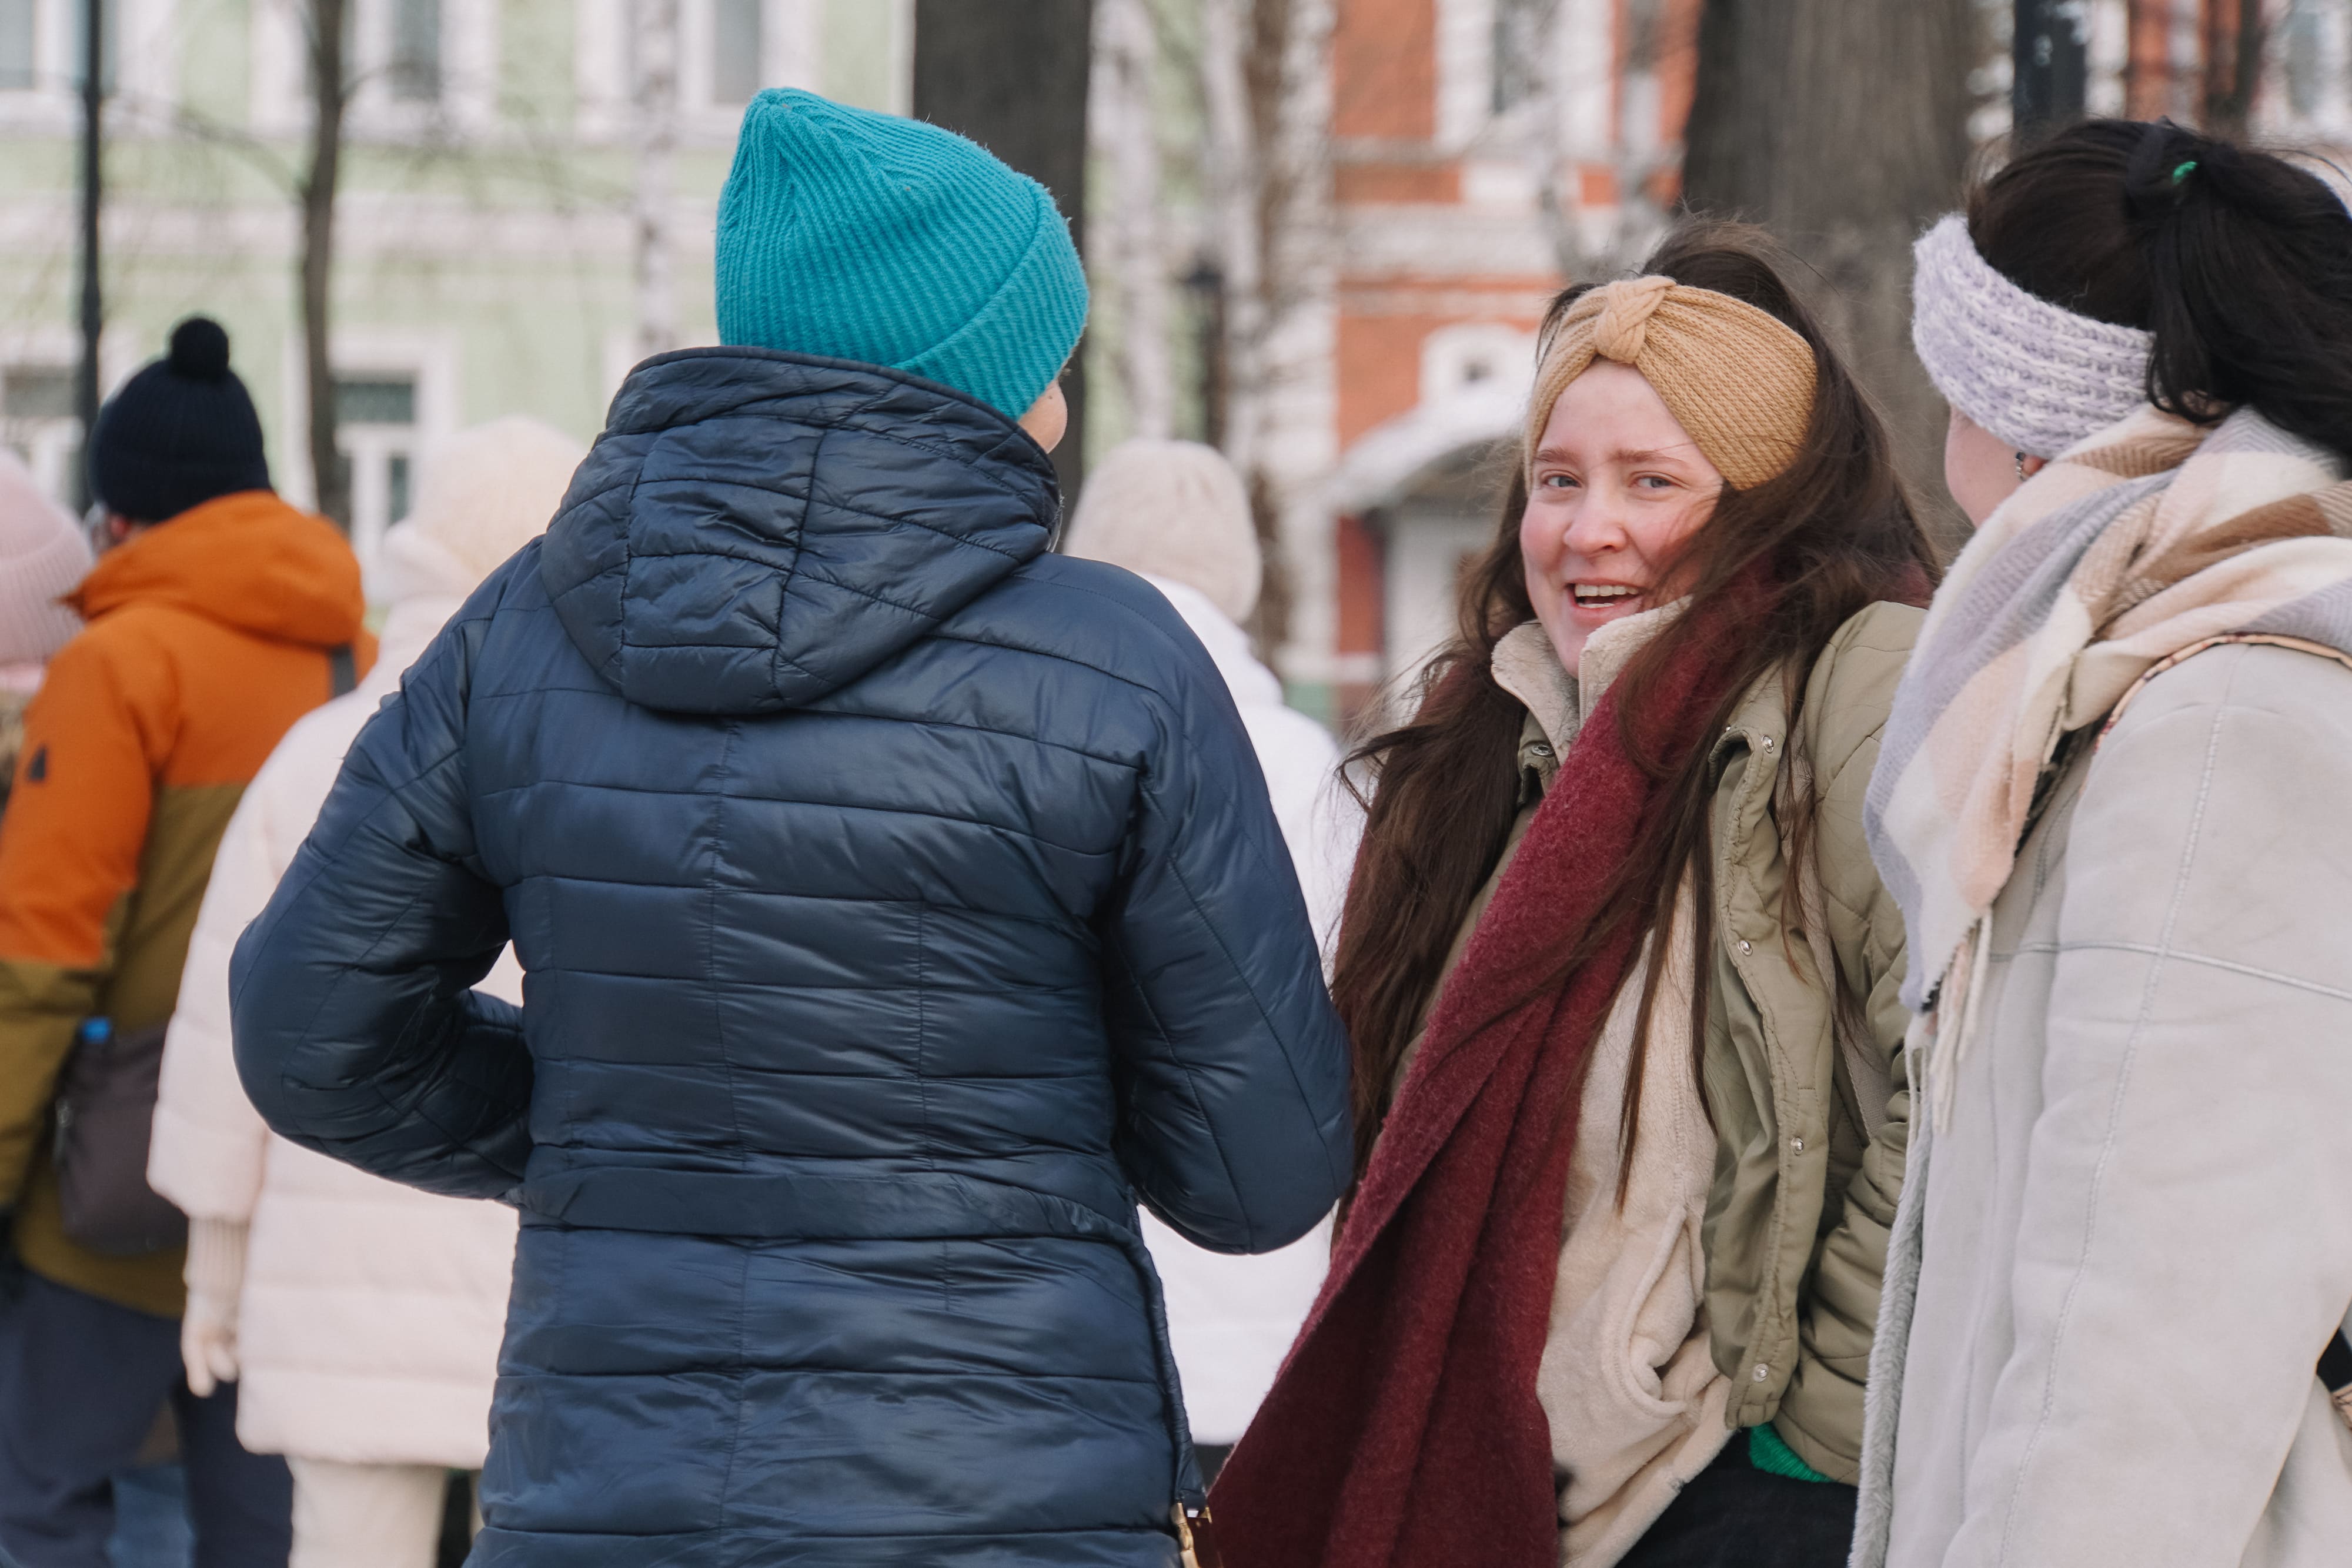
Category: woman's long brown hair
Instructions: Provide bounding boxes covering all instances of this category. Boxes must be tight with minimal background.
[1332,219,1940,1182]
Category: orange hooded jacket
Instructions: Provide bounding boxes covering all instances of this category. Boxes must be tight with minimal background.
[0,489,374,1315]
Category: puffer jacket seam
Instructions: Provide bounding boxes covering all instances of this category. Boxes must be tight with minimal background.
[731,479,1033,563]
[264,864,529,1176]
[1155,818,1325,1243]
[489,791,1115,858]
[930,628,1180,703]
[760,427,817,697]
[607,442,650,693]
[807,711,1145,773]
[1990,669,2234,1567]
[818,373,1048,516]
[246,748,467,1052]
[914,899,941,1174]
[701,721,752,1173]
[716,1241,752,1548]
[1105,934,1254,1252]
[507,881,1082,938]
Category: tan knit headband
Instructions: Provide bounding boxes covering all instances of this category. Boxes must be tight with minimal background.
[1526,276,1818,490]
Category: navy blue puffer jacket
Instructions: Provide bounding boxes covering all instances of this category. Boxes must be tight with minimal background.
[230,349,1353,1567]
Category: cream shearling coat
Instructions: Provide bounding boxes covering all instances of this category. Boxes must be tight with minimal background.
[148,536,521,1468]
[1858,642,2352,1567]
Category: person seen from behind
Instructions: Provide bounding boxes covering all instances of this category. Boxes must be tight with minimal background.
[1853,118,2352,1568]
[229,89,1352,1568]
[148,417,584,1568]
[1064,436,1359,1467]
[0,448,93,814]
[1212,222,1939,1568]
[0,317,375,1567]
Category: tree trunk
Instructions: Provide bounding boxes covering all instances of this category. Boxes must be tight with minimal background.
[1682,0,1977,544]
[300,0,350,531]
[912,0,1094,503]
[1092,0,1172,440]
[1197,0,1333,661]
[632,0,681,363]
[2203,0,2266,140]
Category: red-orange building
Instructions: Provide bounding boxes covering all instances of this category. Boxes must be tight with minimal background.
[1302,0,1699,724]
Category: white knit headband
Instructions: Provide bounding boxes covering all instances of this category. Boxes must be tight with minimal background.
[1910,213,2152,459]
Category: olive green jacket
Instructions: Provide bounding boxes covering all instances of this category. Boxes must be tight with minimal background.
[1399,602,1918,1483]
[1696,600,1919,1482]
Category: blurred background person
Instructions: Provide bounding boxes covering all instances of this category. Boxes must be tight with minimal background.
[1063,436,1353,1469]
[0,317,374,1568]
[0,449,92,815]
[148,417,584,1568]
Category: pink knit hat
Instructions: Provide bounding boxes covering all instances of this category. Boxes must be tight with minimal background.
[0,449,91,667]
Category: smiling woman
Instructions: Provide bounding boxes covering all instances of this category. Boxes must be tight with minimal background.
[1211,222,1943,1568]
[1524,362,1726,666]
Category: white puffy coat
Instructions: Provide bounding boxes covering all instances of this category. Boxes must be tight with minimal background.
[1862,642,2352,1568]
[148,543,519,1468]
[1135,574,1357,1445]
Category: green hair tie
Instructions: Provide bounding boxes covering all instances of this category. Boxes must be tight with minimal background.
[2171,159,2199,185]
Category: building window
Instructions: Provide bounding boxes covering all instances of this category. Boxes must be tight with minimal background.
[710,0,760,105]
[0,0,35,91]
[335,375,419,583]
[390,0,440,101]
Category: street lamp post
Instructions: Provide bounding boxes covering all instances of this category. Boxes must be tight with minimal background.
[76,0,103,510]
[2014,0,2088,143]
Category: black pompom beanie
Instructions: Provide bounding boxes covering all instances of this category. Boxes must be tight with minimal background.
[89,317,272,524]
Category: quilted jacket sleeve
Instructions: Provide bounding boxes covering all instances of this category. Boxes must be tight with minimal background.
[1779,693,1911,1478]
[1101,651,1353,1258]
[230,609,532,1202]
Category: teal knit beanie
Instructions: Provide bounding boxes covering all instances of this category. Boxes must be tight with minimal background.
[716,89,1089,422]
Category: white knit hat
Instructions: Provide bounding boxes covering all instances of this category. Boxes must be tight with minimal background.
[1064,439,1261,625]
[377,416,585,603]
[1911,213,2153,459]
[0,448,92,666]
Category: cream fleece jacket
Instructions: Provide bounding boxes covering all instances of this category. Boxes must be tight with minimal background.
[1489,613,1735,1567]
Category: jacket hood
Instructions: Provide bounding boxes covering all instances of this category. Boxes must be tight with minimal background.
[541,347,1060,716]
[69,489,366,648]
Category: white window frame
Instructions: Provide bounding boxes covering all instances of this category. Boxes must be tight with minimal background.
[0,0,179,132]
[575,0,818,143]
[277,329,457,594]
[249,0,496,141]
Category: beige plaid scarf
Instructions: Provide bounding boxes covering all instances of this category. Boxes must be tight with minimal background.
[1866,406,2352,1119]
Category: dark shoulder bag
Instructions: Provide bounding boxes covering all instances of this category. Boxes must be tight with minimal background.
[54,1019,186,1256]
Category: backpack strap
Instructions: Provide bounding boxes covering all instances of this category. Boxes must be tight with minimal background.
[328,644,358,698]
[2097,633,2352,751]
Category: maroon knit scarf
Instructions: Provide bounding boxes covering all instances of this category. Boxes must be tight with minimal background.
[1208,614,1748,1568]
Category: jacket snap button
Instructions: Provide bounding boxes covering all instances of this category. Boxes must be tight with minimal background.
[1752,1364,1770,1382]
[1738,940,1752,955]
[1760,736,1775,750]
[1790,1137,1805,1154]
[1529,742,1552,757]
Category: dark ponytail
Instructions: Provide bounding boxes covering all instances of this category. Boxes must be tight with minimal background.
[1969,118,2352,463]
